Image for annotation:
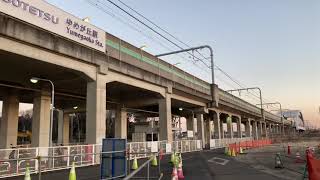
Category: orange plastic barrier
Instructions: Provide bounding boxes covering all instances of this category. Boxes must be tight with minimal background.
[236,139,272,150]
[307,151,320,180]
[228,139,272,154]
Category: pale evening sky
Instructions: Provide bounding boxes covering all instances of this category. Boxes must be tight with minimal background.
[1,0,319,127]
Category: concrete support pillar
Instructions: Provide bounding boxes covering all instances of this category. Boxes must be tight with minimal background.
[227,115,233,139]
[220,120,224,139]
[245,119,251,138]
[263,122,267,137]
[269,124,273,134]
[86,78,106,144]
[213,113,221,139]
[257,122,262,139]
[31,92,51,147]
[268,123,272,136]
[203,118,211,148]
[186,114,195,139]
[57,110,64,144]
[279,125,289,135]
[159,94,172,142]
[237,117,242,138]
[62,114,70,145]
[0,93,19,149]
[196,114,205,148]
[252,120,258,140]
[115,106,127,139]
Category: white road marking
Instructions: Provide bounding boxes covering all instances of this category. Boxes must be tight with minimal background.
[208,157,229,166]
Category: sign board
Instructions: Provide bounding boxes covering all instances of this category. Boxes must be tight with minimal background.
[210,139,215,148]
[196,140,201,149]
[0,0,105,52]
[101,138,126,179]
[187,130,194,138]
[151,141,158,153]
[166,143,172,153]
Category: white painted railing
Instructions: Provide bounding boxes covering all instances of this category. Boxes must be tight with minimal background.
[0,138,248,178]
[172,140,203,153]
[210,137,253,149]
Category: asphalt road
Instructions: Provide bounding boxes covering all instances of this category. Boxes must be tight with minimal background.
[8,149,283,180]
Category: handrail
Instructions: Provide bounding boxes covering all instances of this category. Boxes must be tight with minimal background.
[123,155,155,180]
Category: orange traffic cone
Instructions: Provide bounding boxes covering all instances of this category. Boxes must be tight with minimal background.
[171,167,178,180]
[177,159,184,179]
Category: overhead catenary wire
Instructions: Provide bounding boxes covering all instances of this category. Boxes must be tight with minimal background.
[104,0,278,109]
[86,0,210,73]
[105,0,211,68]
[89,0,279,110]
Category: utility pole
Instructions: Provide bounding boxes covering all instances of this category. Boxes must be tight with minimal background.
[156,45,215,85]
[226,87,264,121]
[257,102,284,136]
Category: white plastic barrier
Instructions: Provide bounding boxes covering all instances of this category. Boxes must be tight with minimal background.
[210,137,253,149]
[172,140,203,153]
[0,139,214,178]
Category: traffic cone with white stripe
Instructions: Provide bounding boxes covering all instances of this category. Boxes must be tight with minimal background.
[227,148,231,156]
[151,155,158,166]
[231,148,236,157]
[132,156,138,170]
[177,156,184,179]
[69,162,76,180]
[224,147,229,155]
[239,147,244,154]
[275,153,284,169]
[170,152,176,164]
[171,166,178,180]
[24,164,31,180]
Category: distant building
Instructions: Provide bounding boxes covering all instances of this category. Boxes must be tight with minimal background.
[281,110,305,131]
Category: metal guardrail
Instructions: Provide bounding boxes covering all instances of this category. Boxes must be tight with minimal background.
[0,138,258,178]
[210,137,253,149]
[124,152,163,180]
[0,140,198,178]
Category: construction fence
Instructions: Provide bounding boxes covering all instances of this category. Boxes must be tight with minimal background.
[0,138,253,178]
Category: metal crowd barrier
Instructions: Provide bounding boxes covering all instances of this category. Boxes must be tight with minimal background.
[0,138,250,178]
[210,137,253,149]
[125,152,163,180]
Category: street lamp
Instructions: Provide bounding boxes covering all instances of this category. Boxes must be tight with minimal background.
[226,87,264,121]
[30,77,55,147]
